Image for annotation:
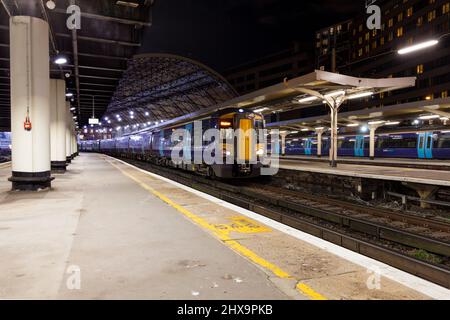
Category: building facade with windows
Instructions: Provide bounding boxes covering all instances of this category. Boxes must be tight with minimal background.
[334,0,450,109]
[224,43,313,95]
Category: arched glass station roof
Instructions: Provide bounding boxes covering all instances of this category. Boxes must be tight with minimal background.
[102,54,237,133]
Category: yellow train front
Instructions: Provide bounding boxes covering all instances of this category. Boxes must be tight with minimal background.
[208,108,266,178]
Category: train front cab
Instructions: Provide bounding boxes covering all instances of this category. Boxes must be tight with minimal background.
[210,110,264,178]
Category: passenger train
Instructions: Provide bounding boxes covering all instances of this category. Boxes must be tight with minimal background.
[0,132,11,162]
[283,130,450,159]
[82,108,267,178]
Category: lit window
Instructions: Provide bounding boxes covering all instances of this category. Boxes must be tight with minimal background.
[380,37,385,45]
[372,29,377,36]
[358,48,363,57]
[365,45,370,53]
[388,18,394,27]
[358,37,363,44]
[396,27,404,37]
[442,91,448,98]
[407,7,413,17]
[443,3,450,14]
[398,12,403,21]
[388,32,394,41]
[365,32,370,41]
[417,64,424,74]
[417,16,423,26]
[372,41,377,49]
[427,10,436,22]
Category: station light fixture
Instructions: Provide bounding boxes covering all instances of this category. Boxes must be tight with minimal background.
[300,128,309,131]
[238,109,244,113]
[298,96,318,103]
[398,40,439,55]
[360,125,368,133]
[385,121,400,126]
[54,55,68,65]
[314,127,325,130]
[440,117,449,121]
[66,92,73,97]
[418,114,440,120]
[254,107,268,113]
[325,90,345,97]
[145,111,150,116]
[46,0,56,10]
[70,107,76,111]
[347,91,373,100]
[368,120,385,125]
[290,131,299,134]
[413,119,420,125]
[346,123,359,127]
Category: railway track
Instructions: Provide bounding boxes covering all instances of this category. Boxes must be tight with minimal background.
[115,156,450,289]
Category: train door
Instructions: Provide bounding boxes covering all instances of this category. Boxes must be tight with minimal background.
[354,135,364,157]
[184,124,192,163]
[417,132,433,159]
[304,139,312,155]
[425,132,433,159]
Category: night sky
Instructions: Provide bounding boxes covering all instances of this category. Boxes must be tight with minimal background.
[139,0,363,72]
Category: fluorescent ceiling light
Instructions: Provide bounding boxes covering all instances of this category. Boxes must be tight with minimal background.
[54,56,67,65]
[368,120,385,125]
[418,114,440,120]
[300,128,309,131]
[398,40,438,55]
[254,107,268,113]
[385,121,400,125]
[116,1,139,8]
[347,91,373,100]
[298,96,319,103]
[346,123,359,127]
[66,93,73,97]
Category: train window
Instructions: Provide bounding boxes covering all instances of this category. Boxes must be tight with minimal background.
[380,136,417,148]
[340,140,355,149]
[419,136,424,149]
[220,128,234,140]
[426,135,432,148]
[438,136,450,148]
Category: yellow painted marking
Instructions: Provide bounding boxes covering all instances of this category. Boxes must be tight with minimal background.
[296,283,327,300]
[212,216,272,235]
[107,159,327,300]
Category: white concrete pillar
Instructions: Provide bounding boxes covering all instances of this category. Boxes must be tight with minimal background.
[369,125,380,160]
[315,129,324,158]
[50,79,67,173]
[65,102,73,164]
[280,132,287,156]
[8,16,53,190]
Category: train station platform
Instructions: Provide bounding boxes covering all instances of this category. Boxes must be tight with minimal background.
[0,153,448,300]
[280,155,450,171]
[278,157,450,187]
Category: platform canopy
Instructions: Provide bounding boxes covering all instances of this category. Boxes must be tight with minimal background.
[266,96,450,132]
[102,53,237,131]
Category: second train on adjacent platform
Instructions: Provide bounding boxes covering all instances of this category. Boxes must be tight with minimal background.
[283,131,450,159]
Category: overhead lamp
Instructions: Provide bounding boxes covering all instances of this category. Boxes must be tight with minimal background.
[360,125,368,133]
[54,55,68,65]
[290,131,299,134]
[413,119,420,125]
[398,39,438,55]
[347,92,373,100]
[440,117,449,121]
[238,109,244,113]
[346,123,359,127]
[315,127,325,130]
[66,92,73,97]
[145,111,149,116]
[418,114,440,120]
[368,120,385,125]
[298,96,319,103]
[46,1,56,10]
[300,128,309,131]
[70,107,76,111]
[325,90,345,97]
[116,1,139,8]
[254,107,268,113]
[385,121,400,126]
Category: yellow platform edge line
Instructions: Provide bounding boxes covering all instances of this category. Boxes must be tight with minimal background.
[108,159,327,300]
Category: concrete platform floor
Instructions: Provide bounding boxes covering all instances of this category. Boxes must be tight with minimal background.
[0,154,447,300]
[277,158,450,186]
